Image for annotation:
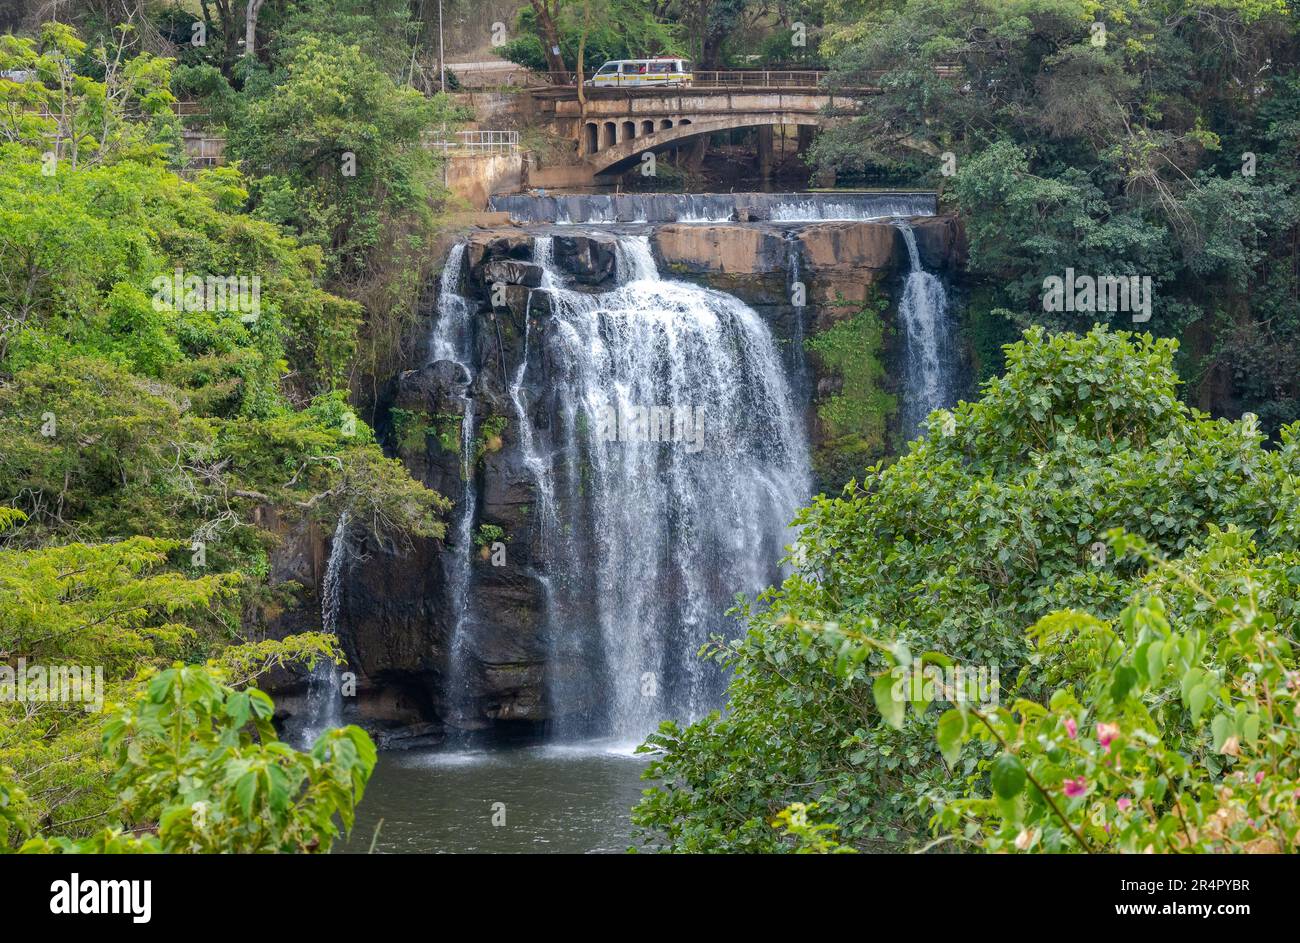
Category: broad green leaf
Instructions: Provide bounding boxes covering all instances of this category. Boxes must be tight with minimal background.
[936,709,966,765]
[873,671,905,730]
[990,753,1026,800]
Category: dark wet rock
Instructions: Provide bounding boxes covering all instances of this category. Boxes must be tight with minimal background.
[909,214,967,271]
[552,234,617,285]
[481,259,544,289]
[466,231,532,268]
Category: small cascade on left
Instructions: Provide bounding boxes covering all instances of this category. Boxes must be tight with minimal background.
[300,511,350,745]
[428,242,479,731]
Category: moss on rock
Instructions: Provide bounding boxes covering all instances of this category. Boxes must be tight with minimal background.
[806,294,897,490]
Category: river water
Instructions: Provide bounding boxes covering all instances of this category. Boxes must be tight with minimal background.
[339,742,651,854]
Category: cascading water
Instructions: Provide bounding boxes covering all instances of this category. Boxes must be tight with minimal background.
[301,511,350,745]
[510,239,556,524]
[429,243,472,365]
[894,221,956,437]
[428,241,480,728]
[783,232,811,402]
[517,234,810,739]
[442,398,478,725]
[766,196,935,222]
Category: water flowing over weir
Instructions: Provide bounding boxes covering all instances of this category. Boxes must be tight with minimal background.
[490,191,937,225]
[511,234,811,739]
[894,220,957,436]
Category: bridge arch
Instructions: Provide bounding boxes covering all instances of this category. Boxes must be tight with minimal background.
[587,113,822,174]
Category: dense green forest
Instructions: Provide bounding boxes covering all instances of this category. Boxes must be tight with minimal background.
[2,0,1299,857]
[0,3,456,852]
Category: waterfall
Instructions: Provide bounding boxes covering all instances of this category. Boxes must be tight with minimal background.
[429,242,480,729]
[894,221,956,437]
[442,398,478,726]
[429,243,472,368]
[509,282,554,524]
[301,512,350,744]
[518,234,810,739]
[784,232,811,402]
[612,236,658,282]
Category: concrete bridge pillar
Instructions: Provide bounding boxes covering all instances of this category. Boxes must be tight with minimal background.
[797,124,815,154]
[683,136,708,172]
[757,125,774,180]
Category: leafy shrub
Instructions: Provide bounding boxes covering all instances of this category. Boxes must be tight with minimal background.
[3,664,376,854]
[633,326,1300,852]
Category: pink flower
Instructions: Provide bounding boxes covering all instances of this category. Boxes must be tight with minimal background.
[1063,777,1087,798]
[1255,771,1265,785]
[1064,717,1078,739]
[1117,797,1132,812]
[1096,722,1121,751]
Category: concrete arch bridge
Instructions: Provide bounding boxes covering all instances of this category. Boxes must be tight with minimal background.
[530,85,856,177]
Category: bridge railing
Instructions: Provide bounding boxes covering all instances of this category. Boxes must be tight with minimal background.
[526,64,962,90]
[532,70,830,88]
[422,129,520,154]
[691,70,826,88]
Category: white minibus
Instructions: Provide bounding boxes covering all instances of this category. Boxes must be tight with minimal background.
[586,58,693,87]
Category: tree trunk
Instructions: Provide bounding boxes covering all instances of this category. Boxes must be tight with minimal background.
[529,0,569,84]
[210,0,238,77]
[576,0,591,108]
[245,0,265,60]
[701,32,725,70]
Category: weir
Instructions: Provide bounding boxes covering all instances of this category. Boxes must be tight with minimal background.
[489,191,937,225]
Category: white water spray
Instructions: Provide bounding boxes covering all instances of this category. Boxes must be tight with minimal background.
[518,234,810,738]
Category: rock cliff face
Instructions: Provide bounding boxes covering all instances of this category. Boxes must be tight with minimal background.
[653,215,963,303]
[268,213,966,747]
